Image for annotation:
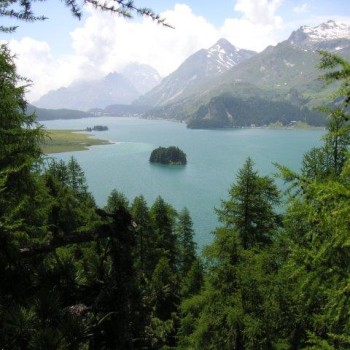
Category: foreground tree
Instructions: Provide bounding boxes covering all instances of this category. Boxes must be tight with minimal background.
[216,157,281,249]
[178,159,282,349]
[275,52,350,349]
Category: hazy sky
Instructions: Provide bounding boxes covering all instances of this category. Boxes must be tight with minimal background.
[1,0,350,102]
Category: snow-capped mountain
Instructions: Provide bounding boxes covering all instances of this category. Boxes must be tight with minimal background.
[134,38,256,107]
[35,63,161,111]
[288,20,350,51]
[205,38,256,74]
[120,63,161,95]
[142,20,350,126]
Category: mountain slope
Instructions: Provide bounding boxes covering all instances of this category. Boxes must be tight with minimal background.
[288,20,350,52]
[145,20,350,128]
[135,38,256,107]
[120,63,161,95]
[35,63,161,111]
[211,20,350,107]
[27,104,93,121]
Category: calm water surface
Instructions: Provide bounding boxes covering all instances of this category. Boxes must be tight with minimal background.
[42,117,325,248]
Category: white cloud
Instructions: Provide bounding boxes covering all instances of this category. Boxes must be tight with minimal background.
[7,37,99,101]
[70,4,218,76]
[6,1,296,102]
[234,0,283,26]
[293,3,308,14]
[8,1,350,103]
[8,4,220,101]
[219,0,284,51]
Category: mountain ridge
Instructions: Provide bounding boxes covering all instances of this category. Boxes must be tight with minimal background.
[143,20,350,128]
[134,38,256,107]
[34,63,161,111]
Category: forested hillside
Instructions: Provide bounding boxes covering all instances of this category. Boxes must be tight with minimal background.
[2,40,350,349]
[187,93,325,128]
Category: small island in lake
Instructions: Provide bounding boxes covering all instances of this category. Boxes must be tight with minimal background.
[86,125,108,132]
[149,146,187,165]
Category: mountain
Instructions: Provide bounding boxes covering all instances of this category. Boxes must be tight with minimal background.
[134,38,256,107]
[288,20,350,52]
[90,104,150,117]
[35,63,161,111]
[120,63,161,95]
[212,20,350,106]
[144,20,350,128]
[27,104,93,121]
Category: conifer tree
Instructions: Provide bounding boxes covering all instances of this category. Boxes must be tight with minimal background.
[216,157,280,249]
[176,207,197,275]
[178,159,282,350]
[150,196,178,267]
[276,53,350,349]
[131,195,154,278]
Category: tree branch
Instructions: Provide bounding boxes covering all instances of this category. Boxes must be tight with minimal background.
[20,207,135,257]
[0,0,173,32]
[20,224,113,257]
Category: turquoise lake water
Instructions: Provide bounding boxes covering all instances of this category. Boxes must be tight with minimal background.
[42,117,325,248]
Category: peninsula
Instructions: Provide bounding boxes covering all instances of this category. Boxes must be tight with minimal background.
[42,130,111,154]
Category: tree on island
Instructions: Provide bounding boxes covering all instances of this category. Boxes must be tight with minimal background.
[150,146,187,165]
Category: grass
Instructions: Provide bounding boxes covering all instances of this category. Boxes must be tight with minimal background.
[41,130,112,154]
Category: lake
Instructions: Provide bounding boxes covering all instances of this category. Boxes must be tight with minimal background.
[42,117,325,248]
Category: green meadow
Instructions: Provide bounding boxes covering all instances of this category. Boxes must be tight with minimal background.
[42,130,111,154]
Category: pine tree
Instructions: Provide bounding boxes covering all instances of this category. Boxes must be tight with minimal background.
[216,157,281,249]
[275,53,350,349]
[130,195,155,279]
[150,196,178,267]
[178,159,282,350]
[176,207,197,275]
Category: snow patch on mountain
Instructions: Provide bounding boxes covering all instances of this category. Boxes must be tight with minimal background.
[302,20,350,42]
[134,38,256,107]
[288,20,350,51]
[284,59,295,67]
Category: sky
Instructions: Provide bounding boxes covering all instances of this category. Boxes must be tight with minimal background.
[1,0,350,102]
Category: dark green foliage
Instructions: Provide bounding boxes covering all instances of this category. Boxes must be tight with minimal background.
[86,125,108,131]
[176,207,197,275]
[150,146,187,165]
[177,160,282,349]
[4,38,350,350]
[26,104,93,121]
[150,196,178,267]
[216,157,281,249]
[131,195,154,279]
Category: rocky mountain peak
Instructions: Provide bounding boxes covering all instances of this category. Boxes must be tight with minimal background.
[302,20,350,41]
[120,63,161,94]
[209,38,238,53]
[206,38,256,73]
[134,38,256,107]
[288,20,350,51]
